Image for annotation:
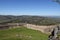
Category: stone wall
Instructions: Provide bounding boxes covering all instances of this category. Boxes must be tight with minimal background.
[24,24,57,33]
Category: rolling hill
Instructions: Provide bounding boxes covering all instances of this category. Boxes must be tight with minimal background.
[0,15,60,25]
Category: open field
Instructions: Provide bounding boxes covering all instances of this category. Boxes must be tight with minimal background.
[0,26,48,40]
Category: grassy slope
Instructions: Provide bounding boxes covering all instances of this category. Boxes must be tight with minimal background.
[0,27,48,40]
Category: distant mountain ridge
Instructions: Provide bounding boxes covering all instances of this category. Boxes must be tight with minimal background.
[0,15,60,25]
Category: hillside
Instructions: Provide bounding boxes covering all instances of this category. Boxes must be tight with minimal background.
[0,26,48,40]
[0,15,60,25]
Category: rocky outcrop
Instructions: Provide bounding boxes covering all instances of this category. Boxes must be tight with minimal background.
[48,26,60,40]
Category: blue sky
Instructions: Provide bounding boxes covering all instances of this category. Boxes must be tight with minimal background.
[0,0,60,16]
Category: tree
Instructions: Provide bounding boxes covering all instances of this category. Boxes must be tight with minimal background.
[53,0,60,4]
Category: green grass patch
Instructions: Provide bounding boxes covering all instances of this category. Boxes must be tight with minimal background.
[0,26,48,40]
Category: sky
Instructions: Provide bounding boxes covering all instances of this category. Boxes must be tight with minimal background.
[0,0,60,16]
